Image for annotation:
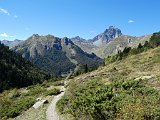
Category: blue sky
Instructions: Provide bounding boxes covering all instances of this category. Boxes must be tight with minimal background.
[0,0,160,40]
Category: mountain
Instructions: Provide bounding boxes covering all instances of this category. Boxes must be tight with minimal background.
[0,42,49,92]
[1,39,22,48]
[71,26,151,58]
[13,34,103,76]
[92,35,151,58]
[71,26,122,53]
[92,26,122,46]
[71,36,98,53]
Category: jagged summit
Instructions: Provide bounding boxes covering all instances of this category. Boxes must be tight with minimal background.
[92,26,122,46]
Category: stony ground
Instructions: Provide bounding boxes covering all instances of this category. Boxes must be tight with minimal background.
[46,86,65,120]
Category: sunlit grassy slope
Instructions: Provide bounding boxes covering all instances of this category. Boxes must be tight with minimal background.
[57,46,160,120]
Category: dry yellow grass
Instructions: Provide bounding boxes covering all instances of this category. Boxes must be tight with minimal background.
[73,46,160,90]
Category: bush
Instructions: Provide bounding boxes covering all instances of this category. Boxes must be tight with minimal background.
[57,79,160,119]
[57,95,70,114]
[53,81,64,86]
[0,97,35,118]
[45,88,61,96]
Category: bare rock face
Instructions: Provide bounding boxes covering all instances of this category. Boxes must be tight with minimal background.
[92,26,122,46]
[71,36,98,53]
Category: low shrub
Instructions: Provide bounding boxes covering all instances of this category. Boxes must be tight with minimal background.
[45,88,61,96]
[57,79,160,119]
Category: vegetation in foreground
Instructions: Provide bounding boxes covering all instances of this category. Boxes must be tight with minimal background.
[57,32,160,120]
[58,78,160,120]
[0,80,61,119]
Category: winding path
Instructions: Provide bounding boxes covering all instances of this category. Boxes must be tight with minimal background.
[46,86,65,120]
[46,68,76,120]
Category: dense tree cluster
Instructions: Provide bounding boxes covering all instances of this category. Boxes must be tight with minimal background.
[0,42,50,92]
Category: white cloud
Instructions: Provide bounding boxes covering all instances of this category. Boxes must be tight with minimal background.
[10,35,14,38]
[0,33,14,38]
[0,33,8,37]
[128,20,135,23]
[0,8,10,16]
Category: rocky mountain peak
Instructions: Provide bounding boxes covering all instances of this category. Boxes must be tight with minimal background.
[74,36,81,40]
[32,34,40,39]
[61,37,74,45]
[104,26,122,38]
[92,26,122,46]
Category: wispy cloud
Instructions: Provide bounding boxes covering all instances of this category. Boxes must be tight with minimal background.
[0,8,18,19]
[0,33,14,38]
[0,8,10,16]
[128,20,135,23]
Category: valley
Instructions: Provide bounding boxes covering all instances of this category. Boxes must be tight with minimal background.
[1,1,160,120]
[0,31,160,120]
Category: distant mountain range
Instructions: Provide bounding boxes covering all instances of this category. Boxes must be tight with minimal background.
[1,39,22,48]
[71,26,151,58]
[13,34,103,76]
[2,26,151,75]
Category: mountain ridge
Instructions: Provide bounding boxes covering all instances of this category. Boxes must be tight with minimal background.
[1,39,22,48]
[13,34,103,76]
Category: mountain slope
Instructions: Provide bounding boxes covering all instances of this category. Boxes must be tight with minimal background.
[13,34,103,76]
[0,42,49,92]
[92,35,151,58]
[57,43,160,120]
[71,36,98,53]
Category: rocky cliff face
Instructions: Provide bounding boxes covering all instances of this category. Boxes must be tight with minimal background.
[71,36,98,53]
[13,34,103,76]
[92,26,122,46]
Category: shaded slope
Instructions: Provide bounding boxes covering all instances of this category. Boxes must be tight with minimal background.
[0,42,49,92]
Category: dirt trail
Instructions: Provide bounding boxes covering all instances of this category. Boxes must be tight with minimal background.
[46,86,65,120]
[46,67,77,120]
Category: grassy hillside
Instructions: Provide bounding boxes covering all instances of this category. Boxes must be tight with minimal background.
[0,80,62,119]
[57,45,160,120]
